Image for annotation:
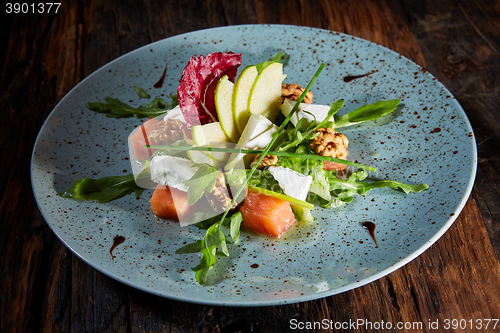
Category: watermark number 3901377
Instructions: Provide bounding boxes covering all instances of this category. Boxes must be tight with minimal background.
[6,3,61,14]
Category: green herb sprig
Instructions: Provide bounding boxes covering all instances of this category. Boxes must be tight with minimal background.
[147,145,376,172]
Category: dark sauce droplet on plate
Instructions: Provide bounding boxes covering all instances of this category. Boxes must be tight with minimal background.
[343,70,378,82]
[154,64,168,88]
[110,236,126,259]
[250,263,259,268]
[361,222,378,248]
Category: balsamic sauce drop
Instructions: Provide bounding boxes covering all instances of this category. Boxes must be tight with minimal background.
[361,222,378,248]
[343,70,378,82]
[154,64,168,88]
[110,236,126,259]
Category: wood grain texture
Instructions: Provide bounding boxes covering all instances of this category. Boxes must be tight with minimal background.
[1,0,500,332]
[402,0,500,260]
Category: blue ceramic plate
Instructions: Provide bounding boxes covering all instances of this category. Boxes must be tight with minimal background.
[31,25,476,306]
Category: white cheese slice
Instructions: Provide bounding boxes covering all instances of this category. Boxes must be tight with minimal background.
[280,99,332,126]
[268,166,312,202]
[240,114,279,149]
[224,114,281,170]
[149,155,198,192]
[162,105,185,122]
[128,105,186,188]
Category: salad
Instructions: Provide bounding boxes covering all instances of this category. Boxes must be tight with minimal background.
[60,51,429,285]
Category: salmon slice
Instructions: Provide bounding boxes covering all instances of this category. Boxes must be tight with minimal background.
[240,189,296,238]
[149,184,192,221]
[129,118,160,161]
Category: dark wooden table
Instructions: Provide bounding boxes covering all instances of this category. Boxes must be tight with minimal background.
[2,0,500,332]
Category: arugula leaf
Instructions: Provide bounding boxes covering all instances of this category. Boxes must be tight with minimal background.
[175,240,203,254]
[255,51,289,73]
[363,179,430,193]
[133,86,150,99]
[170,94,178,106]
[176,210,242,285]
[334,99,400,128]
[212,226,230,257]
[228,211,243,244]
[319,169,429,208]
[192,223,229,284]
[192,237,217,284]
[87,95,178,119]
[185,164,220,205]
[58,174,144,203]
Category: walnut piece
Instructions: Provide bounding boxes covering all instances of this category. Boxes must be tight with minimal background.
[250,154,278,169]
[204,172,237,214]
[310,128,349,159]
[281,83,313,104]
[148,118,184,145]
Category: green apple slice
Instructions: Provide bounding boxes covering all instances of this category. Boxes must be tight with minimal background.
[191,121,229,146]
[248,62,286,122]
[187,150,214,166]
[232,65,258,133]
[187,142,232,169]
[189,122,232,168]
[215,75,239,143]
